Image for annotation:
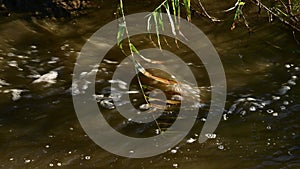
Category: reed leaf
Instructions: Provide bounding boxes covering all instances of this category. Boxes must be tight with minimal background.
[183,0,191,21]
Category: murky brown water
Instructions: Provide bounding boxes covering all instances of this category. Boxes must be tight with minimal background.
[0,0,299,168]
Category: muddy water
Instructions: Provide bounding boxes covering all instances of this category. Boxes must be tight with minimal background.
[0,0,299,168]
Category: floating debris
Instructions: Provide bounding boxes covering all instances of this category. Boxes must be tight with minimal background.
[11,89,24,101]
[32,71,58,84]
[3,89,26,101]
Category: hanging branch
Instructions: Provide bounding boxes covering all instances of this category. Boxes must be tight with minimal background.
[249,0,300,31]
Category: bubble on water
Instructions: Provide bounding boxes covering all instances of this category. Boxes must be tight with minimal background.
[27,74,41,79]
[280,106,286,110]
[295,67,299,71]
[205,133,216,139]
[223,114,228,120]
[45,144,50,149]
[69,127,74,131]
[85,156,91,160]
[170,149,177,154]
[129,150,134,154]
[236,98,246,102]
[155,129,160,135]
[24,159,31,164]
[272,96,281,100]
[109,92,122,101]
[283,101,289,105]
[249,106,256,112]
[9,157,14,161]
[108,80,127,90]
[186,138,197,143]
[49,163,54,167]
[227,104,237,114]
[292,75,297,79]
[241,110,247,116]
[279,86,291,95]
[288,80,296,86]
[30,45,37,49]
[139,103,150,110]
[171,95,182,101]
[103,59,118,64]
[218,145,224,150]
[272,112,278,117]
[267,109,274,114]
[48,60,57,64]
[200,118,206,122]
[100,99,115,109]
[261,100,272,106]
[57,162,62,166]
[17,55,29,59]
[0,79,10,86]
[7,52,15,57]
[7,60,17,67]
[266,126,272,130]
[246,97,256,101]
[285,64,291,69]
[172,163,178,168]
[61,44,69,50]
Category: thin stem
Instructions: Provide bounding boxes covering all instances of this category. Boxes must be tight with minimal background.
[118,0,162,131]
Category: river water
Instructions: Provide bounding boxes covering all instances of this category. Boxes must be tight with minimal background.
[0,0,299,168]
